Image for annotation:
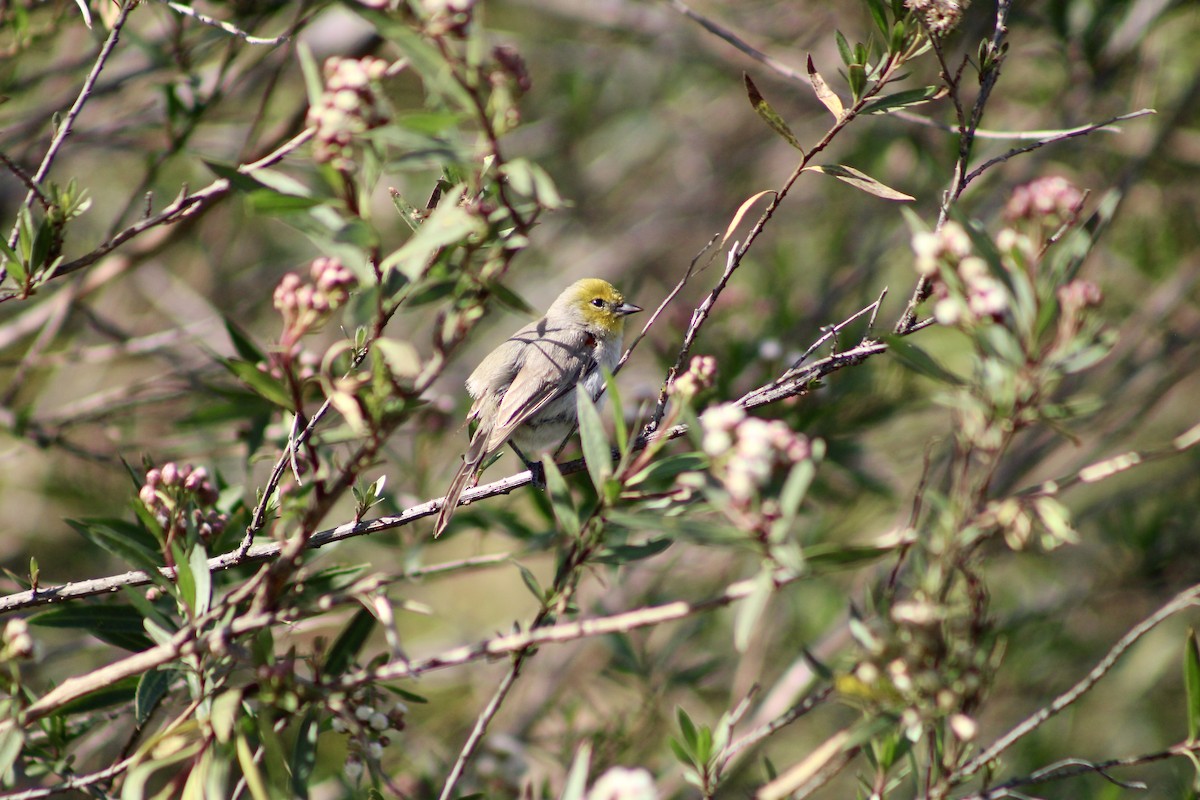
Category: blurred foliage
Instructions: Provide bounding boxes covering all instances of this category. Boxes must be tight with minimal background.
[0,0,1198,798]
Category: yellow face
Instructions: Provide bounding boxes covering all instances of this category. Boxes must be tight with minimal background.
[561,278,641,334]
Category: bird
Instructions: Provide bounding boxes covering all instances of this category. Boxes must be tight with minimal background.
[434,278,642,537]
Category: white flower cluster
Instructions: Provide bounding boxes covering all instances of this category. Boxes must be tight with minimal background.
[671,354,717,398]
[587,766,659,800]
[905,0,970,33]
[330,691,408,781]
[700,404,810,503]
[306,56,391,171]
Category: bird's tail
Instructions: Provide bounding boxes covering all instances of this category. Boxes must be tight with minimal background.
[433,424,493,538]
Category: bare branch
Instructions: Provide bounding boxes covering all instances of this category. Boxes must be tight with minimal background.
[953,581,1200,785]
[159,1,291,46]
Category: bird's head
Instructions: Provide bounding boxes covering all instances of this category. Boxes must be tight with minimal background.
[551,278,642,338]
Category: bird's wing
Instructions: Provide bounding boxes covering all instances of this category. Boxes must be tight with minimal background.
[484,324,596,451]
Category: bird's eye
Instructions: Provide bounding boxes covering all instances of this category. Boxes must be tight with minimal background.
[590,298,605,308]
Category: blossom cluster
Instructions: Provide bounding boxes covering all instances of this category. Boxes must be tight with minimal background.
[139,462,227,541]
[587,766,659,800]
[330,689,408,781]
[273,256,356,344]
[905,0,970,34]
[2,618,36,661]
[699,404,810,504]
[670,354,717,398]
[1004,175,1084,230]
[912,177,1095,330]
[307,56,391,171]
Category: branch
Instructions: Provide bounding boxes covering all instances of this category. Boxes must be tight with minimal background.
[338,566,807,689]
[2,1,135,282]
[952,580,1200,785]
[961,109,1156,190]
[160,0,291,45]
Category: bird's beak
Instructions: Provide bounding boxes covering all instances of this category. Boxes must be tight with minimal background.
[617,302,642,316]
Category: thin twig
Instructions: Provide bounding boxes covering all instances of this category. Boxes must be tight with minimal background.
[615,233,715,373]
[668,0,808,83]
[2,1,134,281]
[953,581,1200,784]
[339,566,807,689]
[438,661,525,800]
[161,1,290,45]
[961,109,1155,189]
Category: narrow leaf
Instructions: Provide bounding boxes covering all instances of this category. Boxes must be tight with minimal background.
[135,669,170,726]
[66,518,163,578]
[290,709,320,799]
[722,190,776,248]
[560,743,591,800]
[734,569,774,653]
[324,607,377,677]
[862,86,944,115]
[542,457,580,536]
[29,603,154,652]
[224,359,293,409]
[804,164,914,201]
[237,733,271,800]
[1186,628,1200,742]
[189,542,212,617]
[576,390,611,491]
[806,55,844,119]
[743,73,804,152]
[882,335,964,385]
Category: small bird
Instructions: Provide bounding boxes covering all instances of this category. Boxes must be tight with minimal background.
[434,278,642,537]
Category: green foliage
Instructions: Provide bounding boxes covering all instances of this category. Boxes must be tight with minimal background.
[0,0,1195,798]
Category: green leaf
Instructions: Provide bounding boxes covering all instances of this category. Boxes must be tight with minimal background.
[577,390,612,492]
[256,712,292,794]
[323,607,377,677]
[224,318,266,363]
[865,0,889,36]
[290,709,320,800]
[743,73,804,152]
[882,335,964,385]
[804,164,913,201]
[835,31,854,66]
[542,457,580,535]
[594,538,673,566]
[515,561,545,602]
[189,541,212,617]
[378,187,484,280]
[57,675,139,716]
[136,668,171,726]
[777,459,815,528]
[296,42,325,110]
[361,12,476,112]
[805,543,895,570]
[237,733,271,800]
[862,86,942,114]
[247,189,324,214]
[66,518,164,581]
[600,368,629,457]
[734,568,774,653]
[0,722,24,785]
[677,706,699,751]
[224,359,293,409]
[210,689,243,744]
[626,453,707,488]
[31,604,157,651]
[173,541,195,615]
[560,743,591,800]
[1185,629,1200,742]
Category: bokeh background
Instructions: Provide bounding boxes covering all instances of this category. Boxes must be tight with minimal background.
[1,0,1199,796]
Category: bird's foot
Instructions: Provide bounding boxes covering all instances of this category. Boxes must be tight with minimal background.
[528,460,546,490]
